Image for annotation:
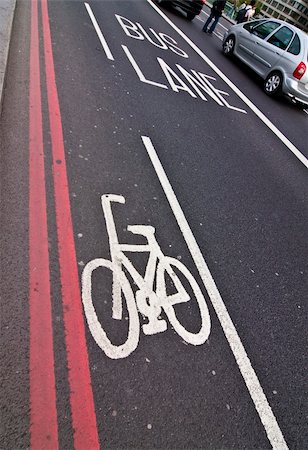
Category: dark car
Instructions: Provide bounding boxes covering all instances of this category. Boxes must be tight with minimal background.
[156,0,206,21]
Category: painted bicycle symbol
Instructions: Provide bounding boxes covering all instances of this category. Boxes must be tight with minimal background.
[82,194,211,359]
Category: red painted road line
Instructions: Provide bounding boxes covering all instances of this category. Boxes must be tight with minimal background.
[41,1,100,448]
[29,0,59,448]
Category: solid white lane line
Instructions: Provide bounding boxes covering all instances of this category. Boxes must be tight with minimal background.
[142,135,288,450]
[84,3,114,61]
[149,0,308,169]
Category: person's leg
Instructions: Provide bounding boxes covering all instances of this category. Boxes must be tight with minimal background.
[208,15,219,33]
[202,13,214,32]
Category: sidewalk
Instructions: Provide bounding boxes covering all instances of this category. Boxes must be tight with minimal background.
[0,0,16,115]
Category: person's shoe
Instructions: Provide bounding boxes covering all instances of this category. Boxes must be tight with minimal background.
[202,28,208,33]
[208,31,213,35]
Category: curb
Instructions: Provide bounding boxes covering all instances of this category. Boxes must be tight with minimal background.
[0,0,17,116]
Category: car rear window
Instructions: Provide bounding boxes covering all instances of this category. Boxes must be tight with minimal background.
[287,33,301,55]
[267,26,294,50]
[251,21,280,39]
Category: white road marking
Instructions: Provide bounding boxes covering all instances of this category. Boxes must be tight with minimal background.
[82,194,211,358]
[142,135,288,450]
[147,0,308,169]
[123,45,246,112]
[84,3,114,60]
[213,32,223,41]
[122,45,168,89]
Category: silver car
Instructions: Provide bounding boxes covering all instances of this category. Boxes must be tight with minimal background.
[222,19,308,106]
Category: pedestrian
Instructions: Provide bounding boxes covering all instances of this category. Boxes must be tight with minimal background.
[202,0,226,35]
[245,0,257,20]
[236,0,256,23]
[238,1,247,11]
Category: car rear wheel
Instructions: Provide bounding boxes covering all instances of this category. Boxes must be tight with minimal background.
[264,71,283,97]
[223,36,235,56]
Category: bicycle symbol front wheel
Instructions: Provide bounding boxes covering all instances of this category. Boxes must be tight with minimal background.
[157,257,211,345]
[82,258,140,359]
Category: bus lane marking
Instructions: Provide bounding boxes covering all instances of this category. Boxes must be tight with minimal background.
[116,14,245,112]
[148,0,308,168]
[84,3,246,112]
[142,135,288,450]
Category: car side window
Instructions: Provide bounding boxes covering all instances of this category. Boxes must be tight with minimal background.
[243,19,266,32]
[287,33,301,55]
[267,26,294,50]
[251,21,280,39]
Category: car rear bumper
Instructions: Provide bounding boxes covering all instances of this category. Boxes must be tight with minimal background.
[284,77,308,106]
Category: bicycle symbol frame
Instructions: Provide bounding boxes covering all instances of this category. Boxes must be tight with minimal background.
[81,194,211,359]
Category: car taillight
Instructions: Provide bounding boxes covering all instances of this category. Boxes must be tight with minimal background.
[293,62,306,80]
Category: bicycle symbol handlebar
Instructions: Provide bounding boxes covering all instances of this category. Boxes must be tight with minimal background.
[81,194,211,359]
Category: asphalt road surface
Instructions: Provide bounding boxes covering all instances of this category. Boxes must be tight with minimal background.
[1,1,307,449]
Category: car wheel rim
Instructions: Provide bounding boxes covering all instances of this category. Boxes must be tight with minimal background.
[224,39,233,53]
[266,75,280,92]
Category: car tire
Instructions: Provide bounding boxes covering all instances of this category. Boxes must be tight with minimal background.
[264,71,283,97]
[222,36,235,56]
[187,12,196,21]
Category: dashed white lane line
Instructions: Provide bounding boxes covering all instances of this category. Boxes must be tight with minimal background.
[85,2,114,60]
[142,135,288,450]
[148,0,308,169]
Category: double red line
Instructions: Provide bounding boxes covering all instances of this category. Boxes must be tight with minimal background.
[29,0,99,448]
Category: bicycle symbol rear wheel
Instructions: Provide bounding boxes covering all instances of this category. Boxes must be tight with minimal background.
[157,257,211,345]
[82,258,140,359]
